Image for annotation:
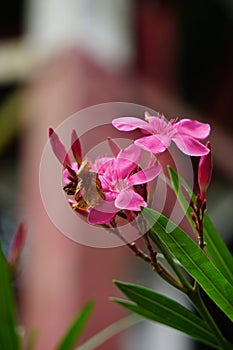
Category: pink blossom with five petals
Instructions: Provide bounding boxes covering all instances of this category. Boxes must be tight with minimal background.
[112,113,211,156]
[88,143,162,224]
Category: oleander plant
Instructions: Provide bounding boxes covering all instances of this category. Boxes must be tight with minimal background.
[1,111,233,349]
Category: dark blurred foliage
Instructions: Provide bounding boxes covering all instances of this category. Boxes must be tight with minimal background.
[0,0,24,247]
[178,0,233,126]
[179,2,233,348]
[136,0,233,124]
[0,86,20,256]
[193,286,233,350]
[0,0,24,39]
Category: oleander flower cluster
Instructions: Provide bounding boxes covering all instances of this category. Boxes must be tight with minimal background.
[49,112,211,226]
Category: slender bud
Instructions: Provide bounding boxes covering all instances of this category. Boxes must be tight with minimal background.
[71,129,82,166]
[49,128,71,168]
[8,223,26,266]
[107,137,121,157]
[198,141,212,201]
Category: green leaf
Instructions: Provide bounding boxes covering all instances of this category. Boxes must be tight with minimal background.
[56,301,94,350]
[0,244,20,350]
[203,215,233,284]
[77,314,141,350]
[142,207,233,322]
[113,281,219,348]
[168,166,233,285]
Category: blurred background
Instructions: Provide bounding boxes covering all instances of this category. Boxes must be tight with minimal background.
[0,0,233,349]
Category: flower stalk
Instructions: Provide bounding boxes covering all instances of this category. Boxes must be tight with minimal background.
[190,195,207,249]
[148,227,193,292]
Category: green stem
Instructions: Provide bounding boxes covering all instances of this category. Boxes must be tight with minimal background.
[111,226,184,291]
[143,233,185,291]
[155,261,185,291]
[149,228,193,291]
[189,286,231,350]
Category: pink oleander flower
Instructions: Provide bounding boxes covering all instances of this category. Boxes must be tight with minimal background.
[88,143,162,224]
[49,129,161,225]
[112,112,211,156]
[198,141,212,201]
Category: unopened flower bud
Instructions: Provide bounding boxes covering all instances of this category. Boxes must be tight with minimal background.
[8,223,26,266]
[71,129,82,166]
[198,141,212,201]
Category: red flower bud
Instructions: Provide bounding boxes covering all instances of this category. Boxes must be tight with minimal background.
[49,128,71,168]
[198,141,212,200]
[8,223,26,266]
[71,129,82,166]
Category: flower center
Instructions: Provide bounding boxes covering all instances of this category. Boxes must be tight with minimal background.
[115,178,129,192]
[150,115,178,138]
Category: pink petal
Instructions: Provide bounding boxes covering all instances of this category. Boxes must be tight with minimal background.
[88,209,116,225]
[148,155,158,167]
[107,137,121,157]
[104,191,117,201]
[112,117,153,133]
[114,158,138,178]
[175,119,211,139]
[172,134,210,156]
[98,158,137,179]
[152,133,172,148]
[129,165,162,185]
[117,143,141,164]
[71,129,82,166]
[115,189,147,211]
[49,128,71,167]
[135,135,167,154]
[93,157,113,172]
[88,201,117,224]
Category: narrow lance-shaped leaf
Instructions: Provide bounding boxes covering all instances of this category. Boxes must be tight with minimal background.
[77,314,141,350]
[113,281,219,348]
[167,166,233,285]
[0,244,20,350]
[142,207,233,322]
[56,301,94,350]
